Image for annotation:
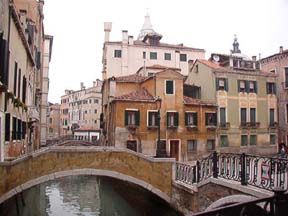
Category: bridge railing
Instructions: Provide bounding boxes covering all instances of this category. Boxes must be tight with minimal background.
[193,188,288,216]
[46,135,102,146]
[175,152,288,191]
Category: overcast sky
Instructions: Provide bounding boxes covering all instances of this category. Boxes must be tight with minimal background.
[43,0,288,103]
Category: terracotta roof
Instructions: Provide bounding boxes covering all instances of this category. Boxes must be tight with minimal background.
[183,96,216,106]
[196,59,277,77]
[114,74,147,82]
[114,88,155,101]
[261,49,288,61]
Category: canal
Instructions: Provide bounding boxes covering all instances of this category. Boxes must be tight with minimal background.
[0,175,182,216]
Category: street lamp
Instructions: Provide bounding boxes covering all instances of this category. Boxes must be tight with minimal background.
[156,98,164,157]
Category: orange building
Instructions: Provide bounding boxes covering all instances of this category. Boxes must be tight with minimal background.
[102,68,217,161]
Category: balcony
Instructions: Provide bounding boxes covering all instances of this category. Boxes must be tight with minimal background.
[269,122,278,129]
[28,106,40,121]
[206,123,217,131]
[219,122,230,129]
[186,124,198,131]
[240,122,260,129]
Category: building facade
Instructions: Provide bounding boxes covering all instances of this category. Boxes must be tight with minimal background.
[60,80,102,136]
[102,14,205,80]
[185,37,278,155]
[102,69,217,161]
[0,0,52,161]
[260,46,288,148]
[47,103,60,139]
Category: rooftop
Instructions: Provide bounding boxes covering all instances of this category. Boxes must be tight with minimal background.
[114,88,155,102]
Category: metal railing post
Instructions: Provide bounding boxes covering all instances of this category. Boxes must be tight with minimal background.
[196,160,200,183]
[241,153,247,185]
[213,151,218,178]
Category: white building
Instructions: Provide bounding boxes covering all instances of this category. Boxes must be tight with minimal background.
[102,14,205,80]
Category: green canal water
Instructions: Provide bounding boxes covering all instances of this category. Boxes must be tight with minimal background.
[0,175,182,216]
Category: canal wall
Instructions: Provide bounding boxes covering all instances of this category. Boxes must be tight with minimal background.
[0,146,175,204]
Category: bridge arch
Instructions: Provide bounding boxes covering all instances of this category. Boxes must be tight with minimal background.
[0,168,170,204]
[206,194,256,211]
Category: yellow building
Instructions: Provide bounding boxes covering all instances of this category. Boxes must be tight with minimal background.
[102,68,216,161]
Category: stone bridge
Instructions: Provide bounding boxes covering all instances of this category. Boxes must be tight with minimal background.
[0,145,280,215]
[0,146,174,205]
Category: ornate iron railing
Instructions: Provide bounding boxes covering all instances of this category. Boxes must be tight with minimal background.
[193,189,288,216]
[175,152,288,191]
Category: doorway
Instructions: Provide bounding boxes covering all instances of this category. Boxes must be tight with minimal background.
[170,140,179,161]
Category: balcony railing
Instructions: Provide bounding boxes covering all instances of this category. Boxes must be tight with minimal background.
[269,122,279,129]
[219,122,230,129]
[240,122,260,129]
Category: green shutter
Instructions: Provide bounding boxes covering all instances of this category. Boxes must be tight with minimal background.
[175,112,179,126]
[125,110,128,125]
[254,81,257,93]
[166,80,174,94]
[166,113,169,127]
[194,113,198,126]
[5,113,10,141]
[266,83,269,94]
[225,78,229,91]
[135,111,140,126]
[216,78,219,90]
[185,112,188,125]
[245,80,250,93]
[238,80,241,92]
[214,113,217,126]
[205,113,208,125]
[273,83,276,94]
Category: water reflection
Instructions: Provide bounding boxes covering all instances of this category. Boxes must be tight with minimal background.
[0,175,181,216]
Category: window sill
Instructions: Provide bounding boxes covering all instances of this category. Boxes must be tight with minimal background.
[167,126,178,129]
[126,125,138,130]
[147,125,158,130]
[186,125,198,131]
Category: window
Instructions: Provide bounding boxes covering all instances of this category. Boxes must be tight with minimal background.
[220,135,228,147]
[125,110,140,126]
[164,53,171,60]
[241,135,248,146]
[285,68,288,88]
[270,109,275,126]
[286,104,288,123]
[114,49,122,58]
[49,118,52,124]
[180,53,187,62]
[5,113,10,141]
[14,62,18,94]
[49,128,53,133]
[238,80,246,92]
[94,99,99,103]
[187,140,197,152]
[165,80,174,95]
[270,70,276,74]
[167,112,179,127]
[240,108,247,125]
[249,81,257,93]
[220,108,226,125]
[150,52,157,60]
[250,135,257,145]
[207,139,215,151]
[94,120,97,124]
[148,111,158,127]
[127,140,137,152]
[205,112,217,126]
[143,51,146,59]
[185,112,197,126]
[250,108,256,123]
[267,82,276,94]
[216,78,228,91]
[94,109,97,114]
[12,117,17,140]
[270,134,276,145]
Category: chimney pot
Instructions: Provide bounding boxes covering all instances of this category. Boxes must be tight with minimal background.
[280,46,283,53]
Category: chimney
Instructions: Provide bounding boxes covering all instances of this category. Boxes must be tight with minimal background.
[122,30,128,44]
[80,82,85,90]
[93,81,96,87]
[104,22,112,42]
[128,35,134,45]
[280,46,283,53]
[38,0,45,18]
[252,56,257,61]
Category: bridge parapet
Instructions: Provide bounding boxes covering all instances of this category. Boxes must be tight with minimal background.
[0,146,175,204]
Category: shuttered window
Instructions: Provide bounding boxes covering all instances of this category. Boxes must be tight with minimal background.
[205,112,217,126]
[185,112,197,126]
[241,108,247,123]
[187,140,197,152]
[220,135,228,147]
[250,108,256,123]
[267,82,276,94]
[114,50,122,58]
[12,117,17,140]
[150,52,157,59]
[285,68,288,88]
[148,111,158,126]
[250,135,257,145]
[216,78,228,91]
[241,135,248,146]
[125,110,140,126]
[165,80,174,95]
[167,112,179,127]
[5,113,10,141]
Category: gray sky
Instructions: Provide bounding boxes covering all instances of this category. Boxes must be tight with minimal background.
[44,0,288,103]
